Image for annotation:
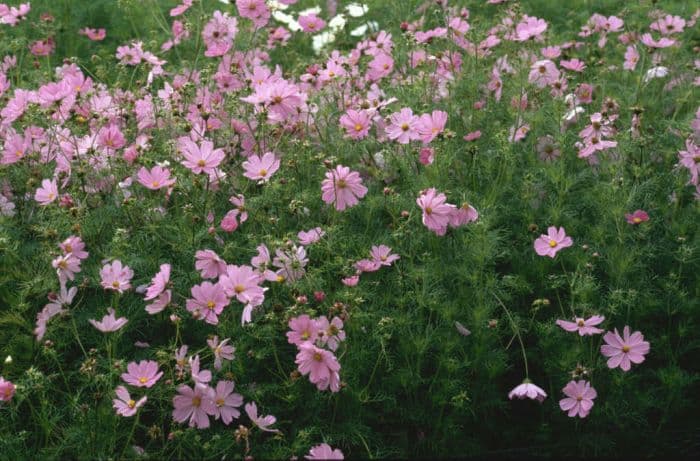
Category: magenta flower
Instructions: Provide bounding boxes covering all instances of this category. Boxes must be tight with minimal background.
[242,152,280,183]
[625,210,649,225]
[416,188,456,236]
[601,326,650,372]
[121,360,163,388]
[137,166,176,190]
[89,308,128,333]
[306,443,344,460]
[0,377,16,402]
[340,109,370,140]
[385,108,420,144]
[35,178,59,206]
[533,226,573,258]
[295,343,341,391]
[179,138,225,175]
[172,384,216,429]
[211,380,243,425]
[100,260,134,293]
[195,249,228,279]
[508,380,547,402]
[321,165,368,211]
[559,380,596,418]
[244,401,280,433]
[207,336,235,370]
[287,314,320,346]
[186,281,229,325]
[113,386,146,417]
[556,315,605,336]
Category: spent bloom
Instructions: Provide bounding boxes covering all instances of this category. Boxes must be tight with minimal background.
[534,226,573,258]
[121,360,163,388]
[559,380,597,418]
[556,315,605,336]
[245,401,280,432]
[89,308,128,333]
[601,326,650,372]
[508,380,547,403]
[113,386,146,417]
[100,260,134,293]
[321,165,368,211]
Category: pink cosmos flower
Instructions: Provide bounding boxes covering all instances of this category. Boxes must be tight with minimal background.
[416,188,456,236]
[121,360,163,388]
[601,326,650,372]
[195,249,228,279]
[515,16,548,41]
[650,15,686,36]
[340,109,371,140]
[219,264,266,306]
[145,290,171,315]
[508,380,547,402]
[79,28,106,41]
[52,254,82,283]
[528,60,560,88]
[298,227,325,246]
[35,179,59,206]
[189,355,212,386]
[242,152,280,183]
[172,384,216,429]
[321,165,368,211]
[316,316,346,351]
[449,202,479,228]
[385,108,420,144]
[298,14,326,33]
[179,138,225,175]
[137,166,176,190]
[273,245,308,284]
[419,147,435,166]
[623,46,639,71]
[170,0,192,17]
[556,315,605,336]
[640,33,675,49]
[59,236,88,260]
[202,11,238,57]
[342,275,360,287]
[464,130,482,142]
[245,401,280,432]
[295,343,341,391]
[287,315,320,346]
[211,380,243,425]
[534,226,573,258]
[236,0,270,29]
[186,281,229,325]
[560,59,586,73]
[354,259,381,273]
[369,245,400,267]
[625,210,649,225]
[0,377,16,402]
[306,443,344,460]
[35,284,75,341]
[89,308,128,333]
[100,260,134,293]
[559,380,596,418]
[113,386,146,417]
[145,264,170,300]
[417,110,448,144]
[207,336,235,370]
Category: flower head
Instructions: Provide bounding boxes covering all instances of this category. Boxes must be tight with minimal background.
[172,384,216,429]
[100,260,134,293]
[534,226,573,258]
[0,377,16,402]
[306,443,344,460]
[89,308,128,333]
[559,380,596,418]
[242,152,280,183]
[556,315,605,336]
[113,386,146,417]
[245,401,280,432]
[321,165,368,211]
[508,380,547,402]
[601,326,650,371]
[625,210,649,225]
[121,360,163,388]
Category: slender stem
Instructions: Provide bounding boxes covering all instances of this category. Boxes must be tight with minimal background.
[493,292,529,378]
[119,411,140,460]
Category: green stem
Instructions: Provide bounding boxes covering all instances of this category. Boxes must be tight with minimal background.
[493,292,529,378]
[119,411,140,460]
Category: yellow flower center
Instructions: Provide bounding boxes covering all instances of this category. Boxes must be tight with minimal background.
[48,193,55,200]
[258,169,268,177]
[192,396,201,407]
[313,352,323,361]
[380,255,387,261]
[633,217,641,223]
[112,281,120,288]
[276,275,285,283]
[206,300,216,310]
[64,244,73,253]
[577,319,585,327]
[354,123,363,132]
[622,345,630,353]
[151,181,160,188]
[58,260,67,269]
[337,179,347,188]
[127,399,136,409]
[138,377,148,384]
[301,331,310,340]
[197,159,206,167]
[216,398,225,406]
[425,207,433,215]
[549,240,558,248]
[234,285,245,294]
[401,123,409,131]
[15,150,23,158]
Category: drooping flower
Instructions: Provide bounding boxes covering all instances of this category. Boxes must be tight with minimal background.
[601,326,650,372]
[321,165,368,211]
[306,443,344,460]
[556,315,605,336]
[245,401,280,432]
[121,360,163,388]
[172,384,216,429]
[508,380,547,402]
[533,226,573,258]
[89,308,128,333]
[145,264,171,301]
[113,386,146,417]
[625,210,649,225]
[559,380,596,418]
[100,260,134,293]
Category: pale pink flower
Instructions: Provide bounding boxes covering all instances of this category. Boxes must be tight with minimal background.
[242,152,280,183]
[189,355,212,386]
[417,110,448,144]
[298,227,325,246]
[295,343,341,389]
[321,165,368,211]
[35,179,59,206]
[195,249,228,279]
[528,60,560,88]
[287,315,320,346]
[179,138,225,174]
[170,0,192,17]
[306,443,344,460]
[342,275,360,287]
[137,166,176,190]
[449,202,479,228]
[369,245,400,266]
[298,14,326,33]
[145,264,171,300]
[416,188,456,236]
[219,264,266,306]
[640,33,675,49]
[145,290,171,315]
[121,360,163,388]
[515,16,548,41]
[385,108,420,144]
[59,236,88,260]
[508,380,547,402]
[601,326,650,372]
[202,11,238,57]
[556,315,605,336]
[89,308,128,333]
[100,260,134,293]
[623,46,639,71]
[625,210,649,225]
[534,226,573,258]
[273,245,308,283]
[464,130,482,142]
[186,281,229,325]
[245,401,280,432]
[559,380,596,418]
[207,336,235,370]
[52,254,82,283]
[79,28,106,41]
[316,316,345,351]
[211,380,243,425]
[340,109,371,140]
[172,384,216,429]
[113,386,146,417]
[560,59,586,73]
